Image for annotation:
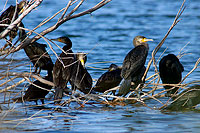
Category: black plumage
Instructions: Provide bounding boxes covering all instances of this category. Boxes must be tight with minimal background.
[13,70,53,105]
[0,0,26,46]
[19,25,54,74]
[52,36,75,101]
[69,53,93,94]
[93,63,122,93]
[23,72,53,105]
[159,54,184,96]
[117,36,153,96]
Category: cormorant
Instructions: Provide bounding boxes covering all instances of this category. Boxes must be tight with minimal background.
[13,70,53,105]
[0,0,27,47]
[19,24,54,74]
[93,63,122,93]
[23,70,53,104]
[117,36,153,96]
[52,36,75,101]
[159,54,184,96]
[69,53,93,94]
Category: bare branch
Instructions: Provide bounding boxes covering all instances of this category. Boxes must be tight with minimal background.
[0,79,25,93]
[142,0,186,81]
[0,0,43,39]
[181,58,200,83]
[0,72,54,87]
[13,0,112,52]
[59,0,74,20]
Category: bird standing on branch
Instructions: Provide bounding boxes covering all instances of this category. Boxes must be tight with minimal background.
[19,24,54,74]
[52,36,75,102]
[69,53,93,94]
[117,36,153,96]
[93,63,122,94]
[159,54,184,96]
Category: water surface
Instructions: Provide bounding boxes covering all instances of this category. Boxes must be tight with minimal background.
[0,0,200,132]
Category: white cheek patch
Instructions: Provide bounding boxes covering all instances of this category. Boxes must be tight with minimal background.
[138,38,143,43]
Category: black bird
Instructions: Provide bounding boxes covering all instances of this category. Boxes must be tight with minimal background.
[69,53,93,94]
[117,36,153,96]
[19,25,54,74]
[93,63,122,93]
[52,36,75,101]
[159,54,184,96]
[23,71,53,105]
[13,70,53,105]
[0,0,26,47]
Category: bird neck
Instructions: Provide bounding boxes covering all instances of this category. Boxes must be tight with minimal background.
[143,43,149,50]
[63,43,72,51]
[138,43,149,51]
[19,23,27,42]
[67,41,72,49]
[62,39,72,50]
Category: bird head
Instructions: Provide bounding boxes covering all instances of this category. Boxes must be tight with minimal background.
[51,36,72,44]
[51,36,72,50]
[18,0,28,15]
[108,63,118,71]
[133,36,153,47]
[77,53,87,68]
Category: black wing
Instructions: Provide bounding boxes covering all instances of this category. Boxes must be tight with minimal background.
[0,5,16,33]
[94,69,122,92]
[24,76,52,101]
[70,61,93,94]
[53,49,74,88]
[24,42,53,70]
[159,54,184,84]
[0,5,15,22]
[121,45,148,79]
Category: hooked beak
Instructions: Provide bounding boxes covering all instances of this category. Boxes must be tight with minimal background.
[51,38,61,42]
[142,38,153,42]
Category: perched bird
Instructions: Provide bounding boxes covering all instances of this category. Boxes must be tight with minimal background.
[23,71,53,105]
[52,36,75,101]
[19,24,54,74]
[159,54,184,96]
[0,0,27,47]
[13,70,53,105]
[69,53,93,94]
[93,63,122,93]
[117,36,153,96]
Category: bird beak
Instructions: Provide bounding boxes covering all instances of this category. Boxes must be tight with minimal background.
[19,7,25,15]
[142,38,153,42]
[80,59,85,68]
[109,67,117,71]
[108,68,113,72]
[51,38,61,42]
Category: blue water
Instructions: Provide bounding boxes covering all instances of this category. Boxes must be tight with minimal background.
[0,0,200,132]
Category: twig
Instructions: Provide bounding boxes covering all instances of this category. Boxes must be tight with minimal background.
[0,72,54,88]
[15,109,44,127]
[142,0,186,81]
[0,0,43,39]
[13,0,112,52]
[0,78,25,93]
[181,58,200,83]
[0,76,18,87]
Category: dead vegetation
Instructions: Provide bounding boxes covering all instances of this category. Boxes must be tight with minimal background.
[0,0,200,127]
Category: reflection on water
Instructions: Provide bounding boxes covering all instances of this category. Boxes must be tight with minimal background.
[0,0,200,132]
